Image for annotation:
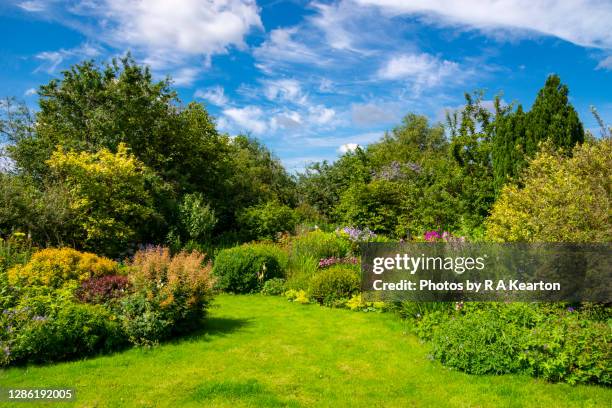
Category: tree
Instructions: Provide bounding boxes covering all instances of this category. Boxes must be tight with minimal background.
[47,143,157,256]
[525,74,584,155]
[492,102,527,191]
[368,113,447,167]
[237,201,298,241]
[336,180,406,236]
[217,135,297,231]
[486,140,611,243]
[447,91,496,233]
[491,75,584,192]
[297,147,371,222]
[0,174,78,246]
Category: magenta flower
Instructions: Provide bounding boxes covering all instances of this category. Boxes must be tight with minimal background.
[424,230,441,241]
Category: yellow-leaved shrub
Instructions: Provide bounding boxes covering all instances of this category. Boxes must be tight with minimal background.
[486,140,611,243]
[8,247,118,288]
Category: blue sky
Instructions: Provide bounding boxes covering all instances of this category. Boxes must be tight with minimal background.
[1,0,611,171]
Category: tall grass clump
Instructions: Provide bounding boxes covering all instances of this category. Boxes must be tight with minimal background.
[285,231,350,289]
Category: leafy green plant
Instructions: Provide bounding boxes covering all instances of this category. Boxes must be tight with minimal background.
[307,265,360,306]
[179,192,217,242]
[289,230,350,260]
[487,139,611,243]
[1,294,124,366]
[213,244,284,293]
[261,278,286,296]
[416,303,611,385]
[238,201,298,241]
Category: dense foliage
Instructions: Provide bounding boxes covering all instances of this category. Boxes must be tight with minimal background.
[0,57,294,255]
[487,140,611,242]
[0,56,609,386]
[1,246,214,365]
[307,265,360,306]
[413,303,611,385]
[213,244,285,293]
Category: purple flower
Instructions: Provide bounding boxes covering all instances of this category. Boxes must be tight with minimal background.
[567,306,575,312]
[318,257,359,269]
[339,226,377,243]
[424,231,441,241]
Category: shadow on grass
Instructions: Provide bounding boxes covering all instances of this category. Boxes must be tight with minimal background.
[5,316,252,370]
[169,316,253,344]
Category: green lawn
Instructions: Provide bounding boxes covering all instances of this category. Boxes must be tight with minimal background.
[1,295,610,407]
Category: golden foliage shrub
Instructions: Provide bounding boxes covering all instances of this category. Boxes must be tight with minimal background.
[486,140,611,243]
[8,247,118,288]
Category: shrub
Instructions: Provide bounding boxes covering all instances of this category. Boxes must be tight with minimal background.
[247,242,289,271]
[486,140,611,243]
[284,253,318,291]
[118,291,173,346]
[285,231,350,290]
[284,289,309,304]
[345,294,387,312]
[124,247,215,343]
[522,314,611,385]
[47,143,157,257]
[318,256,359,269]
[289,230,350,260]
[421,303,611,385]
[76,275,131,304]
[428,307,526,375]
[1,294,124,366]
[0,234,34,271]
[179,192,217,242]
[213,245,283,293]
[238,201,298,241]
[308,265,360,306]
[261,278,286,296]
[7,248,118,288]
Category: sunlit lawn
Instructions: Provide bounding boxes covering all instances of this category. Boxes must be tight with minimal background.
[1,294,610,407]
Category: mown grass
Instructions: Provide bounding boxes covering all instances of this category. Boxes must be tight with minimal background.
[1,294,610,407]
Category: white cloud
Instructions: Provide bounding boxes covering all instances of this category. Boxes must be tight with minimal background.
[18,0,46,12]
[263,79,307,104]
[24,88,37,96]
[22,0,262,80]
[35,43,101,73]
[194,86,228,106]
[310,2,359,52]
[100,0,261,67]
[319,78,334,92]
[377,53,460,90]
[222,106,267,135]
[171,67,200,87]
[596,56,612,70]
[308,105,336,125]
[253,27,323,72]
[357,0,612,49]
[270,111,303,130]
[338,143,359,153]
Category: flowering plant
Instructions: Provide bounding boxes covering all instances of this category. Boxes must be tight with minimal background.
[336,226,377,243]
[318,257,359,269]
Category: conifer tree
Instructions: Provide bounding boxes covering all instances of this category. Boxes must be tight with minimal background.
[525,74,584,154]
